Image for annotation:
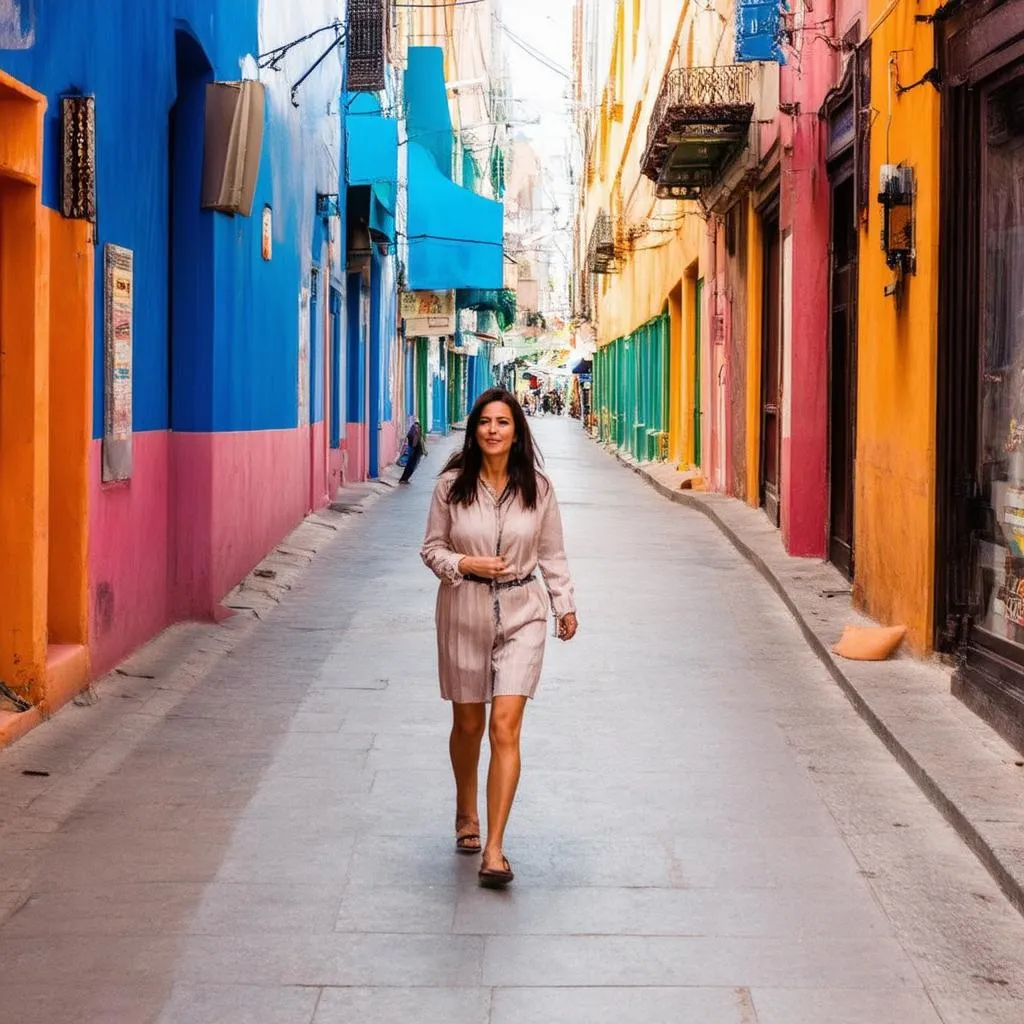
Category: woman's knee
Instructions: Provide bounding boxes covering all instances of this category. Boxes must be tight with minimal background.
[489,713,522,750]
[452,705,486,741]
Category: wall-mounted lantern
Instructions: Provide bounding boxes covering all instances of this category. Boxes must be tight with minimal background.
[878,163,915,275]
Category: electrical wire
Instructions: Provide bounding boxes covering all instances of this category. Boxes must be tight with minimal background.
[394,0,488,6]
[498,22,571,80]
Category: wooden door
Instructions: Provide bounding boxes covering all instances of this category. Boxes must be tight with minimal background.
[694,278,703,467]
[760,214,782,526]
[829,173,858,577]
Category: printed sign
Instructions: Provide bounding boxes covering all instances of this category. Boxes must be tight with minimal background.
[401,290,456,335]
[401,290,455,318]
[102,244,133,481]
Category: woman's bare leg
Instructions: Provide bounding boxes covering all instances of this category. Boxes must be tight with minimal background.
[482,695,528,870]
[451,702,486,848]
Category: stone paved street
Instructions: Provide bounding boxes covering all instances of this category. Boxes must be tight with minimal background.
[2,418,1024,1023]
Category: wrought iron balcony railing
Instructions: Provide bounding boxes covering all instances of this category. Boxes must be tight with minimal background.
[586,210,619,275]
[641,65,755,199]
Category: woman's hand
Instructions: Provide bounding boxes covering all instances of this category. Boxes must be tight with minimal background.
[458,556,511,579]
[557,613,578,641]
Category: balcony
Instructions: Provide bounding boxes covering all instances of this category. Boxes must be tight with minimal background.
[587,211,620,275]
[347,0,386,92]
[641,65,755,200]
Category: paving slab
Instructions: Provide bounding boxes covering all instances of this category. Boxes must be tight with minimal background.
[617,445,1024,918]
[0,420,1022,1021]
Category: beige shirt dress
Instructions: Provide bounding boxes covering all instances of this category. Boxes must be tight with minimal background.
[420,471,576,703]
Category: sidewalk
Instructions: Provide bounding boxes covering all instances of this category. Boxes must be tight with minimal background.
[606,442,1024,919]
[0,470,405,752]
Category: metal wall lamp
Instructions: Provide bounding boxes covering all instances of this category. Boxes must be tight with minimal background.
[878,162,915,293]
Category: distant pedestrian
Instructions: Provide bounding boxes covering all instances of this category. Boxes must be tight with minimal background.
[399,417,427,485]
[420,387,578,888]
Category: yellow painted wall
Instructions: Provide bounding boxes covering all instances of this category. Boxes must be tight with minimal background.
[744,199,763,507]
[578,0,727,467]
[854,2,941,651]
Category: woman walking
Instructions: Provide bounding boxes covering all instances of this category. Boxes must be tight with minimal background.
[420,388,578,888]
[399,417,427,484]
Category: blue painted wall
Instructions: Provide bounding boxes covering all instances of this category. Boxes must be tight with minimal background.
[0,0,346,437]
[346,271,366,423]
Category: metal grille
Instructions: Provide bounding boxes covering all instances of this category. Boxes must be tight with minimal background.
[60,95,97,222]
[347,0,386,92]
[586,210,619,275]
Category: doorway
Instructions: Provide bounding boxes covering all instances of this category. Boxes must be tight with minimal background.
[330,286,343,450]
[828,170,858,577]
[759,208,782,526]
[694,277,704,468]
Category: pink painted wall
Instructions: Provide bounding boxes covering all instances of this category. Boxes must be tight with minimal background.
[171,428,310,620]
[328,446,344,494]
[380,417,401,470]
[777,6,849,559]
[343,422,369,483]
[89,432,172,676]
[309,420,329,511]
[91,426,314,676]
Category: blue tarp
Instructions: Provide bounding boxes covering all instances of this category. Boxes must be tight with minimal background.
[404,47,504,291]
[346,94,398,241]
[405,47,454,178]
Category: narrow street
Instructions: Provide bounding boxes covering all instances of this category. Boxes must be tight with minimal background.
[1,418,1023,1024]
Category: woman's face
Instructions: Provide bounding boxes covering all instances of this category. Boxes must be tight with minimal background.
[476,401,516,459]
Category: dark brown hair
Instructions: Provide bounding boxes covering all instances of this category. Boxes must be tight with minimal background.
[442,388,544,508]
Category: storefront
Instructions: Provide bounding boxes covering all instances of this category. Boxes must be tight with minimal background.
[936,0,1024,751]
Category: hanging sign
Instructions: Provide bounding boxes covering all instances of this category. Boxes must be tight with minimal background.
[401,290,456,335]
[736,0,783,63]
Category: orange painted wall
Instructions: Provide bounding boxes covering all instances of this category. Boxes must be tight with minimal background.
[0,73,49,701]
[47,212,93,651]
[0,72,91,721]
[854,3,941,651]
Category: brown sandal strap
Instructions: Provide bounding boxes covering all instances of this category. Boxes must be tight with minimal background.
[455,818,481,842]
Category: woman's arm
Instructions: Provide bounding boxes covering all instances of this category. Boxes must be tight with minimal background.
[420,481,465,585]
[536,483,576,617]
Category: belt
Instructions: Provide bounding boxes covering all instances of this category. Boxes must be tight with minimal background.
[464,573,536,590]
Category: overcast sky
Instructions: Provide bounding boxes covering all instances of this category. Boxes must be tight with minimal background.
[498,0,574,192]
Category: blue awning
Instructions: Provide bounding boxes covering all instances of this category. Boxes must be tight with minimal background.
[345,94,398,241]
[404,47,504,291]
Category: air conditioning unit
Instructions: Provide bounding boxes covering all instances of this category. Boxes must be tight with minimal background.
[201,80,265,216]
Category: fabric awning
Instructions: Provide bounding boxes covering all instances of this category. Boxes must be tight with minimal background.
[406,143,503,290]
[404,46,504,291]
[345,94,398,241]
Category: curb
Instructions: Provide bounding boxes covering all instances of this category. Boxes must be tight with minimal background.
[606,443,1024,920]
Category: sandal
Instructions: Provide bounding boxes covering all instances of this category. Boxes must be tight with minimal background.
[455,817,481,855]
[478,855,514,888]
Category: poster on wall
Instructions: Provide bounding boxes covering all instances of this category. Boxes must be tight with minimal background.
[102,243,133,482]
[401,290,456,336]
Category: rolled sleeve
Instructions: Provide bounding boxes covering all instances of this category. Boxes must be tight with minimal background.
[420,480,465,586]
[537,483,576,617]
